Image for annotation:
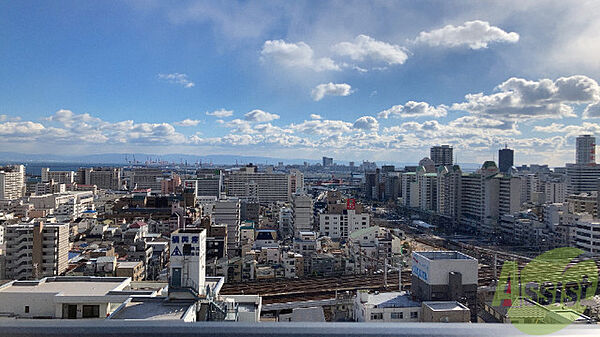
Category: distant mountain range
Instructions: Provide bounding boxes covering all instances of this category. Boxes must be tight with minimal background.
[0,151,483,169]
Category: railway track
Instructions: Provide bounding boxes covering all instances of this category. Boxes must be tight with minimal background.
[221,234,599,305]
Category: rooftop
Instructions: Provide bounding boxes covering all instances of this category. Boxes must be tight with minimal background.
[362,291,421,308]
[109,297,194,320]
[423,301,469,311]
[414,251,476,261]
[0,276,129,296]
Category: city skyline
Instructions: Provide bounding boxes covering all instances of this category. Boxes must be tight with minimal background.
[2,2,600,166]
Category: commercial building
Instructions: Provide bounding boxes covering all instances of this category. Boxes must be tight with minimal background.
[576,134,595,164]
[322,157,333,167]
[498,147,514,173]
[430,145,453,167]
[4,222,69,280]
[411,251,478,320]
[0,165,25,200]
[169,228,207,297]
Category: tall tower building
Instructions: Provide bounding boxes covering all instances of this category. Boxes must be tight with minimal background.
[576,135,596,164]
[498,146,514,173]
[322,156,333,167]
[430,145,453,167]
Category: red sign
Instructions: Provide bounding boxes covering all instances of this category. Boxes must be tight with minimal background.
[346,198,356,210]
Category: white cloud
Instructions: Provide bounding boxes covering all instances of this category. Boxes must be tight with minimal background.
[584,102,600,119]
[157,73,195,88]
[377,101,447,119]
[0,121,45,137]
[260,40,340,72]
[311,82,353,101]
[44,109,186,144]
[333,34,408,65]
[244,109,280,122]
[534,122,600,138]
[206,109,234,117]
[310,114,322,120]
[353,116,379,131]
[290,119,353,135]
[452,75,600,120]
[414,20,519,49]
[174,119,201,127]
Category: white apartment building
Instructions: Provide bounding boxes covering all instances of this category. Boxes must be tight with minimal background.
[575,220,600,253]
[35,181,66,195]
[437,165,461,220]
[319,209,370,240]
[41,168,75,184]
[0,165,25,200]
[401,172,418,208]
[292,193,313,236]
[29,191,94,221]
[213,198,241,257]
[278,206,294,237]
[4,222,69,280]
[226,168,302,203]
[544,180,567,204]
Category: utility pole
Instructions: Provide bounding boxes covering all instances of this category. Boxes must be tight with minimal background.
[384,257,388,288]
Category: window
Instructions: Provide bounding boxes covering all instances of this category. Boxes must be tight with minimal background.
[82,305,100,318]
[410,311,418,319]
[24,306,29,313]
[370,312,383,320]
[391,312,403,319]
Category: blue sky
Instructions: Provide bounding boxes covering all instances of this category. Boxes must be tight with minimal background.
[2,1,600,166]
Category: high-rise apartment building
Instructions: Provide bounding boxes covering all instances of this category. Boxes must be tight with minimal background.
[430,145,453,167]
[566,136,600,194]
[322,156,333,167]
[79,167,122,190]
[292,194,313,236]
[498,147,514,173]
[566,163,600,194]
[0,165,25,200]
[213,198,241,257]
[4,222,69,280]
[41,168,74,184]
[130,168,165,191]
[576,135,595,164]
[225,168,300,203]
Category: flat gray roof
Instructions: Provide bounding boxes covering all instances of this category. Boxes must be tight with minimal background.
[0,277,128,296]
[364,291,421,308]
[423,301,468,311]
[109,298,194,320]
[414,251,476,261]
